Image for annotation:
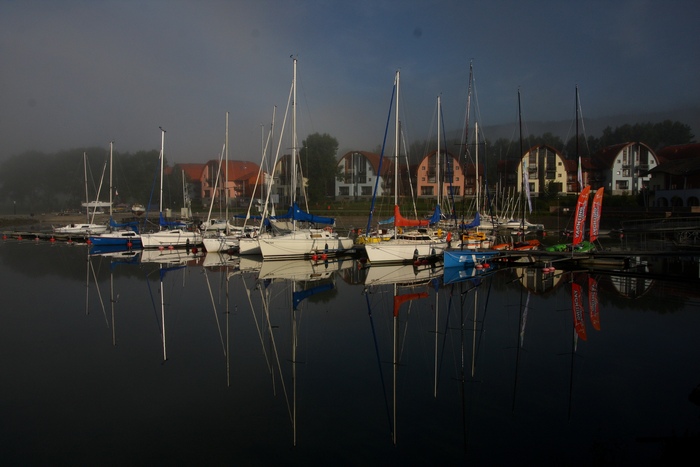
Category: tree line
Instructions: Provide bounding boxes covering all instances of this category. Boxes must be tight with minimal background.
[0,121,694,214]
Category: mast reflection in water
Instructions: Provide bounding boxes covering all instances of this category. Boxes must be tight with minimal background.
[1,242,699,465]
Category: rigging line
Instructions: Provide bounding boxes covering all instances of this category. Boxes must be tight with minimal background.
[366,79,396,234]
[399,122,419,219]
[423,100,438,159]
[258,79,293,225]
[576,89,591,155]
[296,68,316,140]
[474,273,495,365]
[201,268,226,356]
[240,273,273,374]
[365,289,393,433]
[437,283,460,391]
[87,255,110,326]
[440,100,457,224]
[263,290,293,424]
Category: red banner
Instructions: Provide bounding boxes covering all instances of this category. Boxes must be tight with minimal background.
[589,187,604,243]
[573,186,591,245]
[572,282,587,341]
[588,276,600,331]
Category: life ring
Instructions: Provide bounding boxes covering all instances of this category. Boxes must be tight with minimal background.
[324,226,333,232]
[397,227,403,234]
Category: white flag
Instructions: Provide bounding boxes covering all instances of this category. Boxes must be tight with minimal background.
[523,161,532,213]
[577,155,583,191]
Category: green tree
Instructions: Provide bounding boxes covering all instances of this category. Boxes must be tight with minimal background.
[299,132,340,203]
[598,120,694,151]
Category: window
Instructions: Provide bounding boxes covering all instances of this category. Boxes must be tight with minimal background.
[361,186,373,196]
[339,187,349,196]
[420,186,434,196]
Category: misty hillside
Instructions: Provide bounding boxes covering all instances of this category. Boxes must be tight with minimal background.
[469,106,700,144]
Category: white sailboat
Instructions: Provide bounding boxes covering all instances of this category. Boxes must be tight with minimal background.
[202,113,242,253]
[141,128,203,249]
[364,70,447,264]
[89,141,143,248]
[54,152,109,235]
[258,58,353,260]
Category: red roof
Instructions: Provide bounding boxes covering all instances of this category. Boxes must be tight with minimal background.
[176,163,207,181]
[655,143,700,163]
[205,160,261,182]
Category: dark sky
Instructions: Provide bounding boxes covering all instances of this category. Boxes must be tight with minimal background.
[2,0,698,164]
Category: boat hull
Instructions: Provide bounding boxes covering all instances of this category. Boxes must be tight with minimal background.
[258,230,354,260]
[140,229,202,249]
[89,231,142,248]
[238,237,261,255]
[202,235,239,253]
[364,239,446,264]
[443,249,499,268]
[54,223,108,235]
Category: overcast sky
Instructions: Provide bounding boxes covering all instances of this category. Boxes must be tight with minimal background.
[2,0,698,164]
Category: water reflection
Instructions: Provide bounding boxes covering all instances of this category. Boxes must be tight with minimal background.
[2,242,700,464]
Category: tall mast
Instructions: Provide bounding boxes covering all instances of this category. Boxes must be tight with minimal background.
[394,70,399,207]
[83,152,89,223]
[291,57,298,230]
[575,84,582,192]
[437,94,441,206]
[109,141,113,218]
[225,111,229,234]
[518,90,524,232]
[475,121,479,215]
[159,127,166,227]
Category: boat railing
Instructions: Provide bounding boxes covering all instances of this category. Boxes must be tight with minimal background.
[621,216,700,232]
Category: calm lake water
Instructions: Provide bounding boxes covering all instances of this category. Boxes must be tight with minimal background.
[1,240,700,465]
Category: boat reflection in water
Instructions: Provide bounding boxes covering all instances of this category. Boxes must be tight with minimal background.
[2,243,700,464]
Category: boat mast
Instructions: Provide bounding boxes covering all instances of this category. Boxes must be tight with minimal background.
[225,111,229,234]
[292,57,297,231]
[83,152,89,223]
[393,70,400,240]
[109,141,113,219]
[437,94,441,208]
[575,84,582,192]
[475,121,480,221]
[159,127,166,230]
[394,70,399,208]
[518,89,525,234]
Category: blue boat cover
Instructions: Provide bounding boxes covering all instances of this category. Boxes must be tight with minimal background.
[159,212,188,229]
[272,202,334,225]
[293,283,334,310]
[109,217,140,233]
[459,211,480,230]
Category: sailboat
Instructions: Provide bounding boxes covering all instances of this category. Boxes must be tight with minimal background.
[140,128,203,249]
[257,58,353,260]
[238,108,277,256]
[89,142,142,248]
[54,152,109,235]
[444,66,498,267]
[202,112,257,254]
[364,70,447,264]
